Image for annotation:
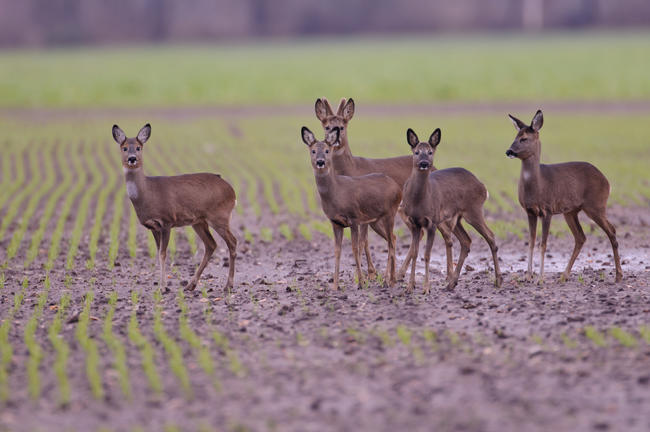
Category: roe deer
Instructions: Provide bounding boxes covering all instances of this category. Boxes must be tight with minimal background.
[315,97,456,282]
[506,110,622,283]
[402,128,502,293]
[112,124,237,292]
[301,126,401,290]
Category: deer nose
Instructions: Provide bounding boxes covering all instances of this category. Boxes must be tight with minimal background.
[418,161,430,170]
[316,159,325,168]
[128,156,137,164]
[506,149,516,158]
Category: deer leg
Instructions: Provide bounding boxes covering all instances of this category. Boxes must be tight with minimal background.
[349,224,365,289]
[561,210,586,282]
[331,222,344,290]
[187,222,217,291]
[396,208,412,280]
[369,221,389,286]
[407,225,421,293]
[448,220,471,290]
[438,221,455,283]
[380,215,397,287]
[422,226,436,295]
[465,210,502,288]
[583,208,623,282]
[159,228,171,289]
[211,220,238,293]
[526,213,538,282]
[361,224,377,278]
[538,214,552,284]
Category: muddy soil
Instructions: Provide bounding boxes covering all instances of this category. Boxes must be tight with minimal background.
[0,204,649,432]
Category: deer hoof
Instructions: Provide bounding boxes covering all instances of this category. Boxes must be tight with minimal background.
[525,272,535,283]
[185,280,197,291]
[445,280,458,290]
[495,275,503,288]
[615,273,623,283]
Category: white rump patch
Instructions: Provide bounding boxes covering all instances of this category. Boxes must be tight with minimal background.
[126,181,138,200]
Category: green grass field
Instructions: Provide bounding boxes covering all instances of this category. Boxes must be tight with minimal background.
[0,32,649,108]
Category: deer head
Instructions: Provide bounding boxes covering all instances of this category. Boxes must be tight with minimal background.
[314,97,354,154]
[301,126,341,173]
[406,128,441,172]
[506,110,543,160]
[112,124,151,170]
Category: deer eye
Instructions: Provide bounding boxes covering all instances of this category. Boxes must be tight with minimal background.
[325,149,329,154]
[428,151,432,155]
[122,147,127,152]
[340,126,344,130]
[325,126,330,130]
[520,137,527,142]
[415,151,420,155]
[311,150,315,154]
[136,146,141,151]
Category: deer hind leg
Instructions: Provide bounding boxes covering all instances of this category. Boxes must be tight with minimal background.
[526,212,538,282]
[422,226,436,294]
[464,209,502,287]
[438,221,455,283]
[210,217,238,293]
[187,222,217,291]
[373,214,397,287]
[583,207,623,282]
[159,228,171,289]
[331,222,344,290]
[448,219,471,290]
[349,224,365,289]
[539,213,552,284]
[561,210,586,282]
[361,224,377,278]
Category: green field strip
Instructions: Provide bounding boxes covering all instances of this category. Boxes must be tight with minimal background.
[127,291,163,395]
[65,141,104,270]
[127,206,139,259]
[152,289,192,397]
[75,289,104,399]
[212,330,245,378]
[5,142,57,262]
[177,290,219,390]
[0,145,26,213]
[102,292,131,398]
[24,275,50,399]
[86,142,119,269]
[47,291,72,406]
[0,142,41,245]
[45,140,87,270]
[0,277,27,403]
[24,141,73,267]
[0,141,15,187]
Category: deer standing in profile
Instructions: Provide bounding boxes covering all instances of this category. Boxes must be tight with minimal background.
[506,110,622,283]
[301,126,401,290]
[402,128,502,293]
[112,124,237,292]
[314,97,456,282]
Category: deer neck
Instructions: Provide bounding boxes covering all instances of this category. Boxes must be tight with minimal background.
[520,153,542,199]
[124,167,146,203]
[331,135,356,175]
[313,168,338,201]
[406,167,431,204]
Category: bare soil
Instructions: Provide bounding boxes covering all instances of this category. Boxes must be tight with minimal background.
[1,202,649,432]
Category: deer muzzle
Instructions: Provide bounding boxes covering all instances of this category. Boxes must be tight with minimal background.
[418,161,430,170]
[316,159,325,169]
[505,149,517,158]
[127,156,138,166]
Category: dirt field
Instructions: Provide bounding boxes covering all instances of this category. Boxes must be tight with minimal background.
[0,104,649,432]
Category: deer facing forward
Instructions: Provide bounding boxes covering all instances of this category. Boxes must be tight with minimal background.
[506,110,622,283]
[112,124,237,291]
[301,126,401,290]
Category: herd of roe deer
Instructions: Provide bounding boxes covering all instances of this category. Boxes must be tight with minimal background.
[112,97,623,295]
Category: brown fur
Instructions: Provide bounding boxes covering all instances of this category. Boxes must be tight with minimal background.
[112,124,237,292]
[302,126,401,290]
[314,97,455,280]
[506,110,622,283]
[402,128,502,293]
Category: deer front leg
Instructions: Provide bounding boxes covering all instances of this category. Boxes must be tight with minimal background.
[538,213,552,284]
[159,228,171,290]
[526,212,538,282]
[407,225,421,293]
[438,222,455,283]
[350,224,365,289]
[187,222,216,291]
[331,222,344,290]
[422,226,436,295]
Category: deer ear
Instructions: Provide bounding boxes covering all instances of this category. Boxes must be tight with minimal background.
[508,114,527,131]
[325,127,340,146]
[315,99,329,122]
[335,98,346,115]
[531,109,543,131]
[406,128,419,148]
[429,128,441,148]
[342,98,355,121]
[112,125,126,144]
[301,127,316,146]
[137,124,151,144]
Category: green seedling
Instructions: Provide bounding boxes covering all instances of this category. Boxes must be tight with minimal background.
[75,290,104,399]
[639,326,650,345]
[560,333,578,349]
[396,325,412,346]
[128,291,163,394]
[48,292,71,405]
[103,291,131,397]
[584,326,607,347]
[609,327,637,348]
